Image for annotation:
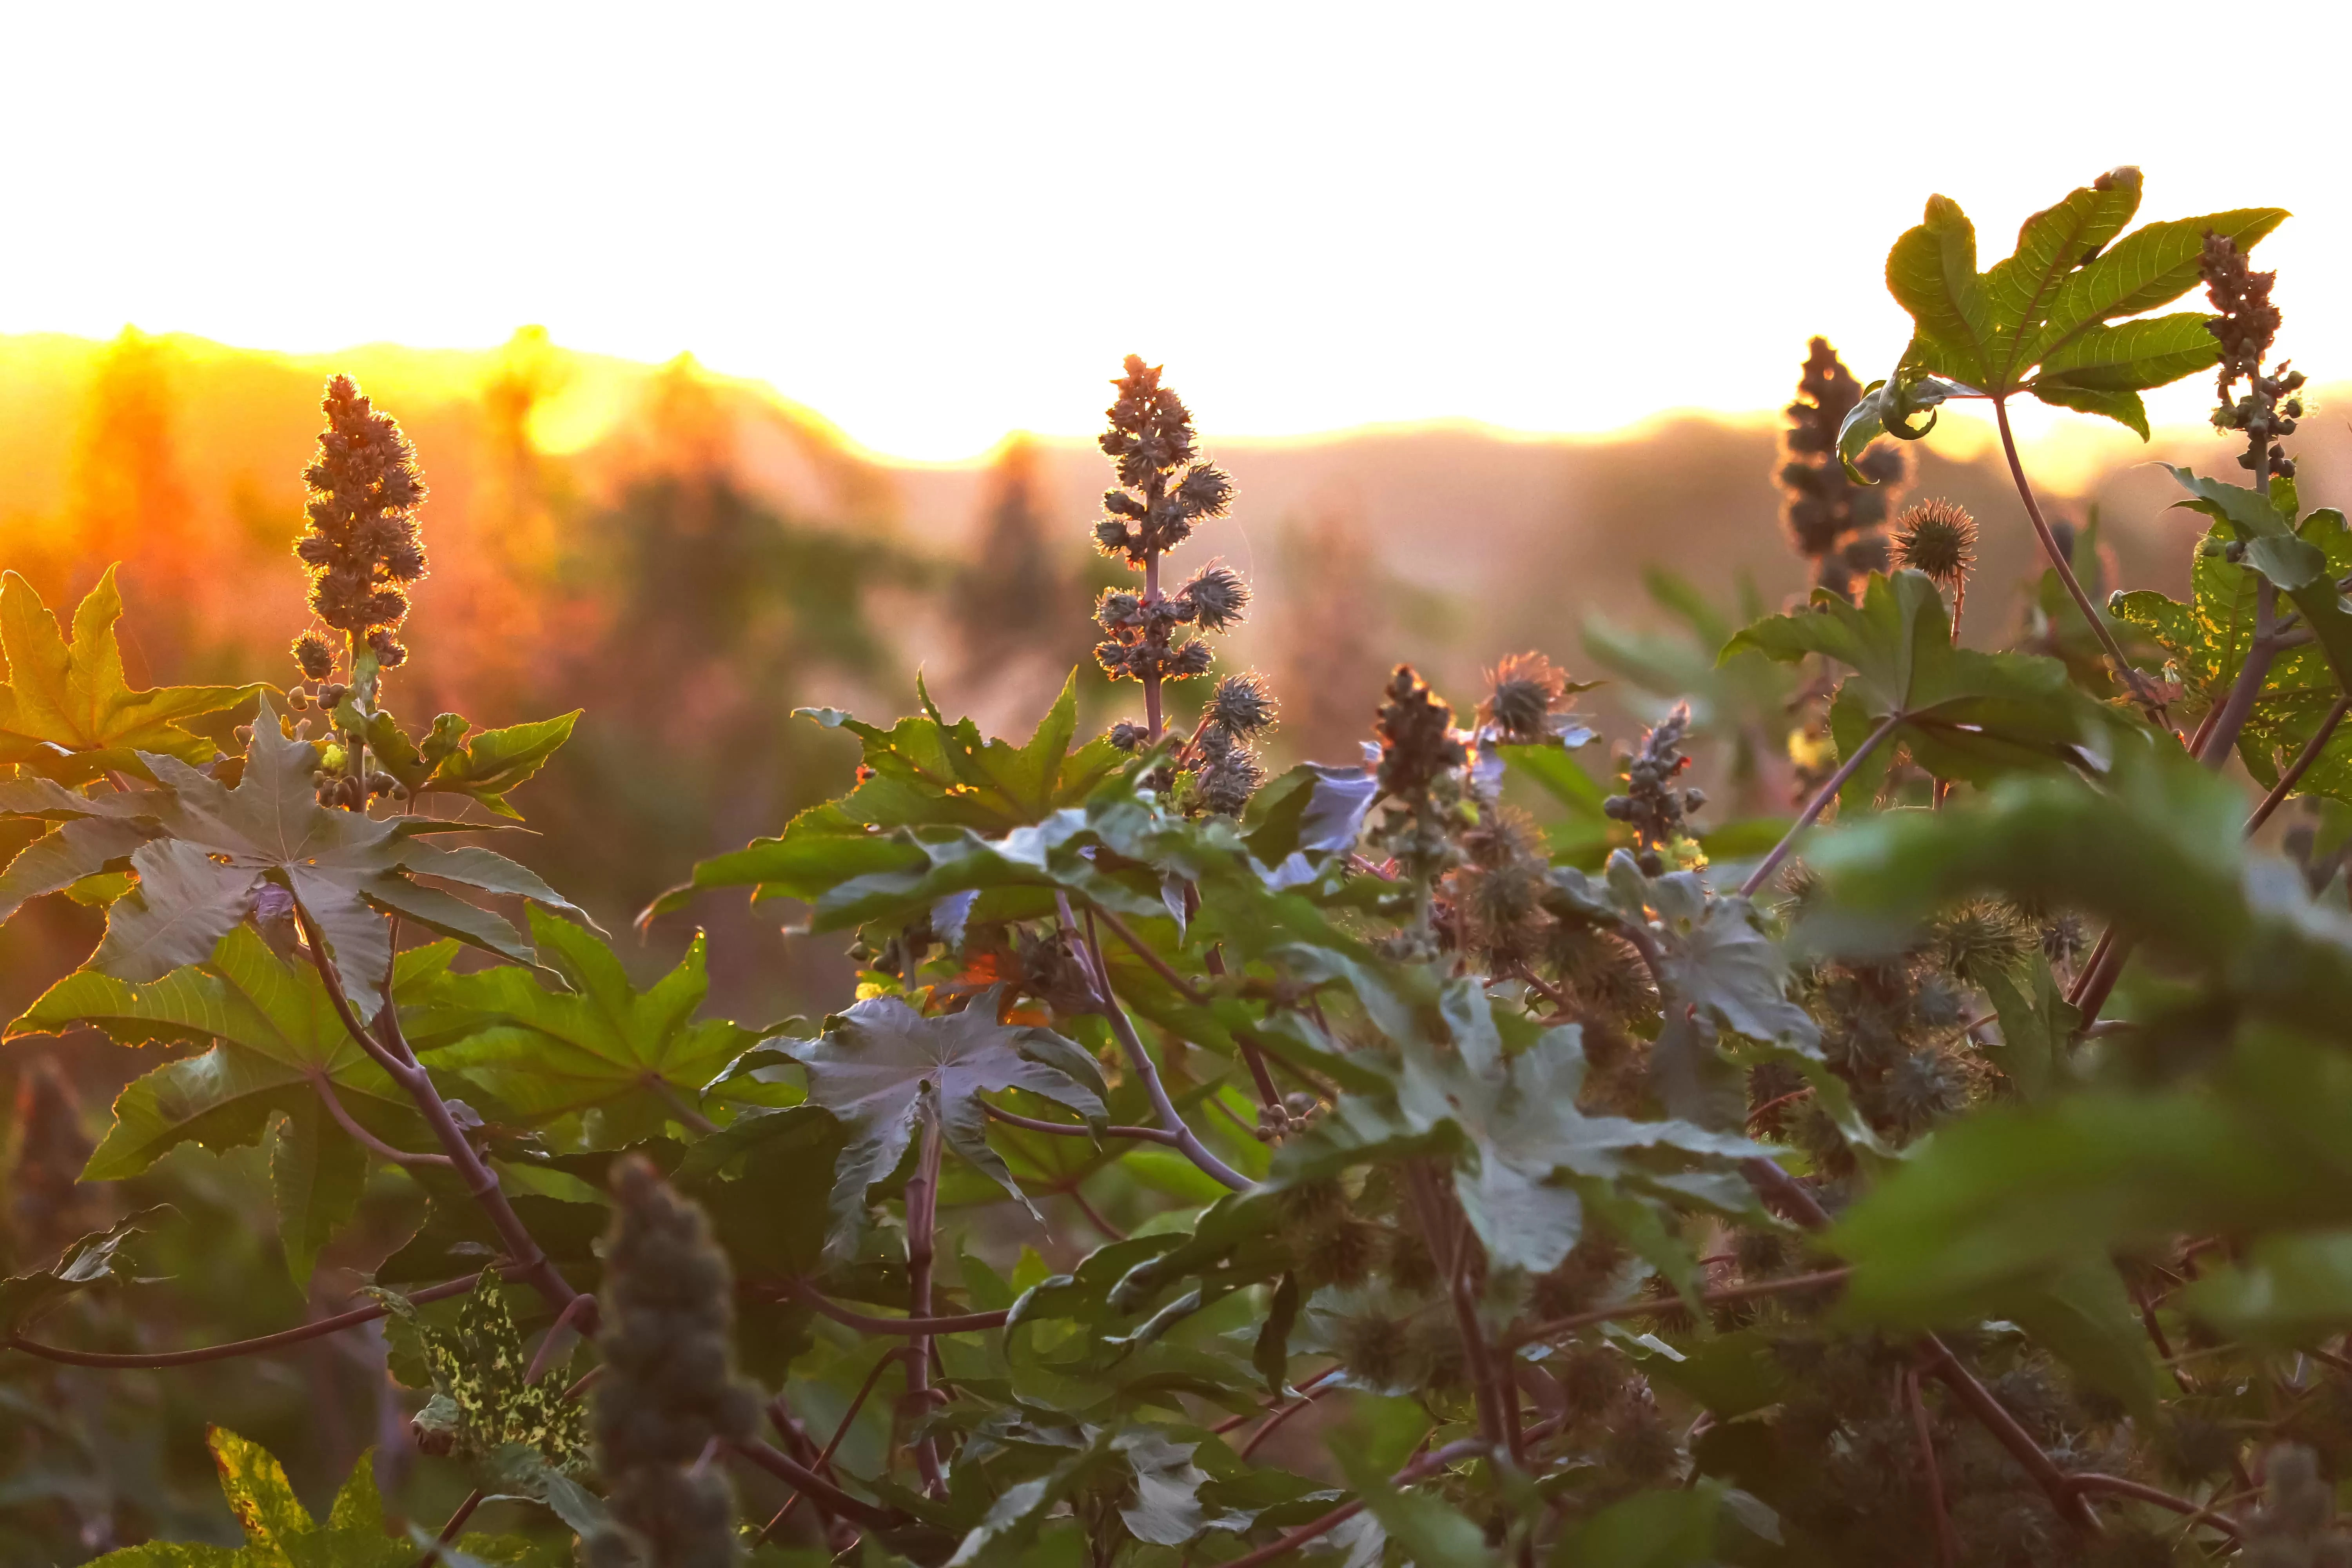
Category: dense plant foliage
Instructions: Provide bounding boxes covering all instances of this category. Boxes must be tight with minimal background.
[12,167,2352,1566]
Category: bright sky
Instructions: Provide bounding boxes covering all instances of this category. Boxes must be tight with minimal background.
[3,3,2347,461]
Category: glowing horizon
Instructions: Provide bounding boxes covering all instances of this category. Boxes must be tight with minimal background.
[3,4,2345,463]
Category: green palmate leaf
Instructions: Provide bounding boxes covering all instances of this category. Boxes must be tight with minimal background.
[1842,170,2286,447]
[2110,510,2326,727]
[375,1269,589,1471]
[365,708,582,821]
[1550,1478,1779,1567]
[2175,1230,2352,1345]
[1724,569,2120,788]
[1285,1018,1770,1277]
[2161,465,2352,697]
[269,1098,368,1287]
[0,566,260,785]
[1798,738,2352,1042]
[644,669,1124,920]
[85,1434,543,1567]
[0,691,587,1014]
[793,987,1106,1262]
[0,1207,169,1339]
[1825,1030,2352,1329]
[425,906,762,1144]
[18,927,456,1183]
[1974,952,2078,1102]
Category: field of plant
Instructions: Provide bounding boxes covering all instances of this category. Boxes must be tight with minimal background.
[9,167,2352,1567]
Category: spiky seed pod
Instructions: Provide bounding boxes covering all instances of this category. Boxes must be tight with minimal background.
[1374,666,1466,797]
[1191,725,1267,817]
[1552,1344,1625,1419]
[1601,1384,1680,1483]
[1882,1047,1967,1138]
[1532,1229,1630,1321]
[1296,1216,1383,1290]
[1731,1226,1790,1280]
[2202,233,2306,483]
[1545,924,1658,1027]
[1169,639,1216,680]
[297,376,428,670]
[1107,720,1149,752]
[1387,1227,1441,1296]
[1203,671,1278,737]
[1478,652,1575,746]
[1335,1308,1416,1391]
[1602,704,1697,874]
[1893,499,1978,588]
[1407,1316,1468,1390]
[1177,562,1250,632]
[291,630,335,683]
[589,1158,758,1568]
[1934,900,2033,986]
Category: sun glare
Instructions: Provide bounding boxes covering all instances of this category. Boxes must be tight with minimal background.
[0,3,2345,461]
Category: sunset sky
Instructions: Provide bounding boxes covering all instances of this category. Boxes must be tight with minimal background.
[4,3,2345,461]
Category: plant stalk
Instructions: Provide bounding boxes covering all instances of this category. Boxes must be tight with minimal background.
[904,1103,946,1496]
[1993,396,2165,721]
[1740,712,1905,897]
[5,1273,481,1368]
[295,902,578,1313]
[1063,897,1249,1191]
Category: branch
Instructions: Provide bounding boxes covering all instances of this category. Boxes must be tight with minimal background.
[294,901,579,1312]
[1993,396,2167,722]
[770,1278,1011,1336]
[1065,898,1249,1191]
[757,1348,910,1544]
[904,1104,946,1497]
[984,1101,1180,1147]
[1740,711,1904,898]
[2067,1474,2242,1541]
[1904,1367,1959,1568]
[725,1437,903,1533]
[416,1489,485,1568]
[2198,577,2288,768]
[7,1273,481,1368]
[1092,904,1210,1005]
[1504,1267,1851,1347]
[307,1071,452,1168]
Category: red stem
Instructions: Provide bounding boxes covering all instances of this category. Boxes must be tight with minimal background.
[1904,1368,1959,1568]
[8,1273,481,1368]
[2248,693,2352,832]
[757,1347,910,1544]
[904,1106,946,1497]
[726,1437,902,1533]
[416,1489,484,1567]
[294,901,579,1314]
[1992,396,2164,720]
[770,1280,1011,1336]
[1740,713,1905,898]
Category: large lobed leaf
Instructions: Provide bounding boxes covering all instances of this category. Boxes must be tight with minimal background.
[426,906,763,1143]
[1726,569,2122,793]
[791,986,1107,1263]
[643,669,1124,920]
[0,566,260,785]
[1843,169,2285,448]
[0,692,588,1015]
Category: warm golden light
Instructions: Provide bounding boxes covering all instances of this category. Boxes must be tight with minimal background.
[0,4,2345,459]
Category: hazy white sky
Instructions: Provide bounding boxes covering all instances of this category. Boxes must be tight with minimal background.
[2,2,2345,459]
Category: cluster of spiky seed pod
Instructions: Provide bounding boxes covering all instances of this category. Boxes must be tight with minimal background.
[1779,338,1905,600]
[1603,704,1702,875]
[1251,1090,1326,1143]
[295,377,428,671]
[2201,232,2307,484]
[586,1158,758,1568]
